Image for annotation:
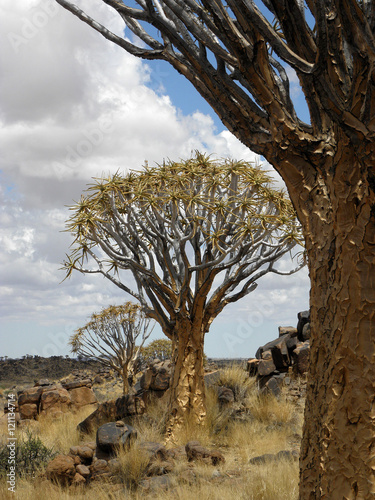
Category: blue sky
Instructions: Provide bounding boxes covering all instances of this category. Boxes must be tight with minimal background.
[0,0,310,360]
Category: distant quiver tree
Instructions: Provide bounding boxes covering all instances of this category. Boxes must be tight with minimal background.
[69,302,153,394]
[63,153,304,436]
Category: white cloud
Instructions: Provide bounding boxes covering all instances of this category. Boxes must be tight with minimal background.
[0,0,309,358]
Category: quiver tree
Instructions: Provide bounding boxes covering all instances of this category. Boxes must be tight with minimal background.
[139,338,173,367]
[55,2,375,496]
[69,302,153,394]
[63,153,303,436]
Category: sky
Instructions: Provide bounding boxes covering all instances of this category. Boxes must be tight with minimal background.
[0,0,310,360]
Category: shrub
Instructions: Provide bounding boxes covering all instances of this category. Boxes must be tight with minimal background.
[0,430,56,478]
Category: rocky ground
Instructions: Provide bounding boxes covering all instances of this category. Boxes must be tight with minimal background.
[0,312,309,499]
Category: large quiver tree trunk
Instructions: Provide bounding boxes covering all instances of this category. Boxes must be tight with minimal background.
[292,146,375,499]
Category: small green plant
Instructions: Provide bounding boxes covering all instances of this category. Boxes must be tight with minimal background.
[0,430,56,478]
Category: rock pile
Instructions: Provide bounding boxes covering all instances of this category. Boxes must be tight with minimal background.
[138,359,172,394]
[247,310,311,396]
[45,422,225,487]
[16,378,97,420]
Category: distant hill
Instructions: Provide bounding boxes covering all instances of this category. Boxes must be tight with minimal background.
[0,356,102,387]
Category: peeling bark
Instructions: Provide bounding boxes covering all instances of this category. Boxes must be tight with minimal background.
[166,318,206,440]
[291,146,375,499]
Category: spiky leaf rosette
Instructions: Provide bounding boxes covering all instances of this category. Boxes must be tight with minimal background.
[64,153,303,337]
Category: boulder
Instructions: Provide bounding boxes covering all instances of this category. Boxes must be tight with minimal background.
[247,358,260,376]
[297,310,310,341]
[62,379,92,390]
[69,445,95,463]
[35,379,51,387]
[75,464,90,478]
[69,387,97,407]
[146,460,174,476]
[46,454,76,485]
[185,441,225,465]
[278,326,298,337]
[139,441,170,461]
[18,386,43,406]
[258,373,285,397]
[96,422,137,455]
[249,449,298,465]
[72,472,86,485]
[77,394,145,434]
[257,350,276,376]
[40,387,71,415]
[140,361,172,392]
[292,342,310,374]
[90,459,111,480]
[302,323,311,341]
[19,403,38,420]
[217,386,235,406]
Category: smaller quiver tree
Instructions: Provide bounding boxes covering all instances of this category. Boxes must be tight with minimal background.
[69,302,153,394]
[63,152,304,437]
[139,339,173,367]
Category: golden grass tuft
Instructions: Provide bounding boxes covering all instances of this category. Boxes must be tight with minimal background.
[114,444,151,489]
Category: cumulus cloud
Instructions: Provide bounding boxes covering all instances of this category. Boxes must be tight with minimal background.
[0,0,310,358]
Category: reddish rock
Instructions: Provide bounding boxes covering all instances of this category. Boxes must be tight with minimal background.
[69,387,97,407]
[90,459,111,480]
[46,455,76,485]
[18,386,43,406]
[72,472,86,485]
[76,464,90,478]
[40,388,71,415]
[19,403,38,420]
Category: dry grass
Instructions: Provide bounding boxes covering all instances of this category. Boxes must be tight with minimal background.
[114,444,151,489]
[0,367,303,499]
[16,405,97,453]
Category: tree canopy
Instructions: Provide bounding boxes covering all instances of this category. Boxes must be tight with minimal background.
[55,0,375,160]
[64,153,303,337]
[70,302,153,393]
